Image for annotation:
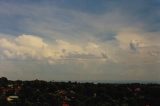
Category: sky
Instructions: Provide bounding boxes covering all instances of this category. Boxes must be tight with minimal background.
[0,0,160,82]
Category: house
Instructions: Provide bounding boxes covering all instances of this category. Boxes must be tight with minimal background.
[62,102,70,106]
[7,96,19,102]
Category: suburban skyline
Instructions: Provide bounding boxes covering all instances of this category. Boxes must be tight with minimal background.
[0,0,160,81]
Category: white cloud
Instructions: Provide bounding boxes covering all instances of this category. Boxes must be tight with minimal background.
[115,30,146,50]
[112,29,160,65]
[15,34,48,48]
[0,34,107,63]
[0,1,160,81]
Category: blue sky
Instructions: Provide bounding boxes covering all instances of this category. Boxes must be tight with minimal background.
[0,0,160,81]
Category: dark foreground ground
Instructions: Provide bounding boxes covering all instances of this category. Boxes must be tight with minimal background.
[0,77,160,106]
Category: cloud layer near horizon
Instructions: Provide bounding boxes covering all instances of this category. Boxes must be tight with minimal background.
[0,0,160,81]
[0,34,107,63]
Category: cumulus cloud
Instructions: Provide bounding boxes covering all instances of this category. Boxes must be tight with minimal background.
[0,34,107,63]
[115,30,146,49]
[15,35,48,48]
[0,1,160,80]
